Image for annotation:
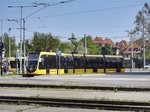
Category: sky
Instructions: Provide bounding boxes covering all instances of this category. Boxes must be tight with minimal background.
[0,0,150,44]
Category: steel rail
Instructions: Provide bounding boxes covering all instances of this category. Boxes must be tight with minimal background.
[0,83,150,91]
[0,96,149,111]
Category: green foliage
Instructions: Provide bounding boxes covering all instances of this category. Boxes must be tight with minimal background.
[60,42,71,53]
[3,33,17,57]
[88,44,101,54]
[30,32,61,52]
[101,43,112,55]
[69,33,78,53]
[146,46,150,59]
[80,35,100,54]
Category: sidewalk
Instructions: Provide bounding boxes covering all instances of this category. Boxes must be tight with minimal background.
[125,68,150,72]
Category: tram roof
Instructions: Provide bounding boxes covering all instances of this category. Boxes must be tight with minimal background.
[105,55,123,58]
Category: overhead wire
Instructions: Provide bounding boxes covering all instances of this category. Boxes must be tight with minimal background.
[24,0,75,19]
[34,3,144,19]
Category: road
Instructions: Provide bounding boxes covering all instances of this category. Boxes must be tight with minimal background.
[0,72,150,88]
[0,104,124,112]
[0,72,149,112]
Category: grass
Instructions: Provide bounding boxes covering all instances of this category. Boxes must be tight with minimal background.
[1,72,21,77]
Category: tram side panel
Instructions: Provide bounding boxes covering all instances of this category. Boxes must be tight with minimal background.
[63,55,74,74]
[73,54,85,74]
[104,56,125,73]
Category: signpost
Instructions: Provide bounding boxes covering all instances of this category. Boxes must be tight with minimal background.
[57,50,61,74]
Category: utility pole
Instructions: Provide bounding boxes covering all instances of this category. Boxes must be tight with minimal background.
[131,31,134,70]
[84,34,87,54]
[8,5,38,74]
[0,19,3,76]
[142,19,145,69]
[23,19,26,74]
[127,30,135,72]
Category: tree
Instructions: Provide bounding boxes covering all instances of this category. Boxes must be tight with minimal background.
[80,35,100,54]
[31,32,61,52]
[3,33,16,57]
[24,39,32,54]
[60,42,71,53]
[101,43,112,55]
[135,3,150,35]
[134,2,150,59]
[69,33,79,53]
[88,44,101,54]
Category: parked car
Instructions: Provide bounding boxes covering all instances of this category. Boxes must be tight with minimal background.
[145,64,150,69]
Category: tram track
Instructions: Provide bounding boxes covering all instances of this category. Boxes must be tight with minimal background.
[0,83,150,91]
[0,96,149,111]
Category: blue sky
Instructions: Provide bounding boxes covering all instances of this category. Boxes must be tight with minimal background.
[0,0,149,44]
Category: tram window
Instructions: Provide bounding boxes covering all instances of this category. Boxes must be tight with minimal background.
[39,55,46,69]
[39,55,57,69]
[63,56,74,69]
[63,57,67,69]
[60,56,63,69]
[116,58,124,68]
[105,58,122,68]
[49,56,57,69]
[121,58,125,68]
[64,56,73,69]
[92,58,97,68]
[97,58,104,68]
[85,57,93,68]
[10,61,16,68]
[74,56,84,69]
[105,58,112,68]
[74,58,80,68]
[80,57,85,68]
[68,57,74,69]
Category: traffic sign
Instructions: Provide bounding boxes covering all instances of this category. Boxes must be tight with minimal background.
[57,50,61,56]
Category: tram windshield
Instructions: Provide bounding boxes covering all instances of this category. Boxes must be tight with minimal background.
[27,53,40,69]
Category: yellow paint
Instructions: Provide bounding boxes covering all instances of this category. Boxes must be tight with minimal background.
[86,69,93,73]
[121,69,125,73]
[49,69,57,75]
[58,69,64,75]
[75,69,84,74]
[97,69,104,73]
[106,69,116,73]
[68,69,74,74]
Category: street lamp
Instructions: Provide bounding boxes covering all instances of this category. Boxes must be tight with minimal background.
[8,28,11,63]
[127,30,136,71]
[8,5,38,74]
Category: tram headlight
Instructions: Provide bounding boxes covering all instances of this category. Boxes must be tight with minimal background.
[29,67,33,71]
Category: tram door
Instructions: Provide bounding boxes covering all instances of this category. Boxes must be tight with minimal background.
[93,58,97,73]
[45,56,50,74]
[116,58,122,72]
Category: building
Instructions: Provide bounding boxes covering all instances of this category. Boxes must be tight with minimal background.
[93,37,119,55]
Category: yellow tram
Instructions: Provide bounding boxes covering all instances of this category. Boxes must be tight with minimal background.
[26,51,125,76]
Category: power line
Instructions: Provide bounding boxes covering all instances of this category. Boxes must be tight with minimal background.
[34,3,143,19]
[24,0,75,19]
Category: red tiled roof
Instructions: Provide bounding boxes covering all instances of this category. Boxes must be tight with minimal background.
[116,40,128,48]
[93,37,105,44]
[105,38,115,47]
[123,44,142,54]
